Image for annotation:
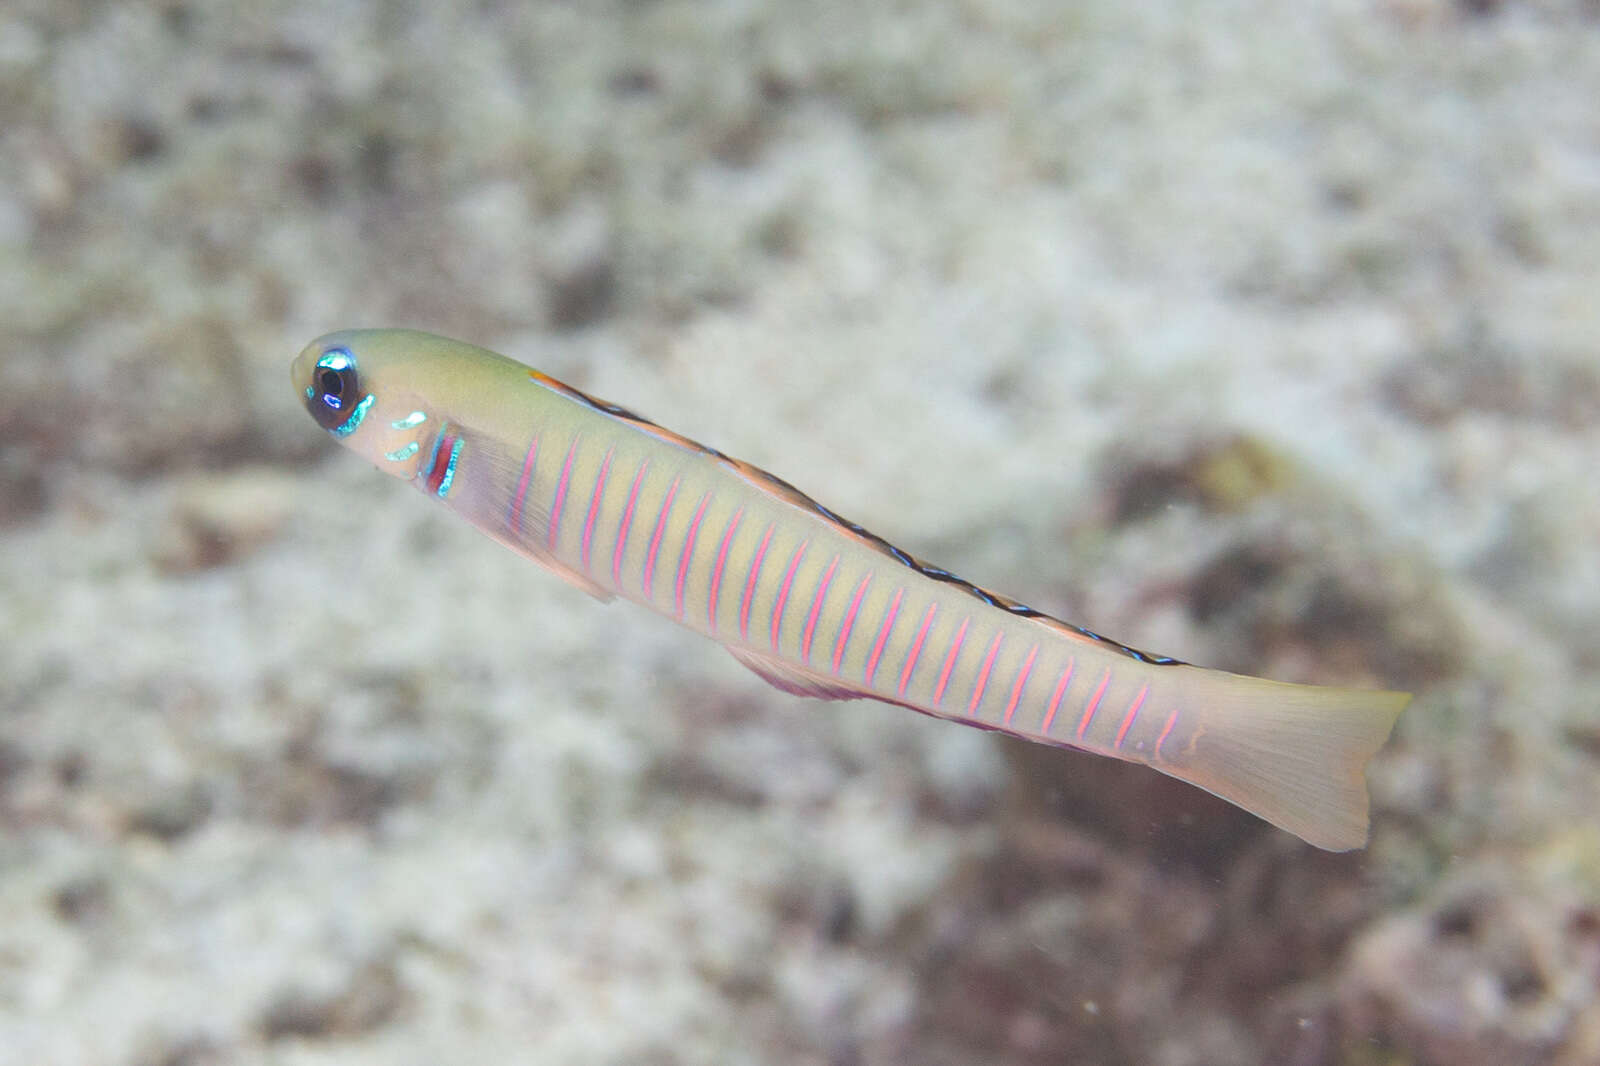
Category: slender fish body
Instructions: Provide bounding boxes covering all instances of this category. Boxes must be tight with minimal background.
[292,329,1409,851]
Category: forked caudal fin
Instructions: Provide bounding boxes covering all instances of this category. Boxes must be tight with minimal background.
[1152,669,1410,851]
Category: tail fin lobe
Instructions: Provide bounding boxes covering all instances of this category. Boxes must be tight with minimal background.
[1156,670,1409,851]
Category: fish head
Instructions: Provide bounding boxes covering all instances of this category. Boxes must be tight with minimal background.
[291,330,442,483]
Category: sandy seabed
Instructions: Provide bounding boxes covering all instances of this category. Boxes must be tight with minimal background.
[2,2,1599,1064]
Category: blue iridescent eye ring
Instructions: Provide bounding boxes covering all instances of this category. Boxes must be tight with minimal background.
[330,394,374,437]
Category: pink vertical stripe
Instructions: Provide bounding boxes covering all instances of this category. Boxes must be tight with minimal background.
[863,588,904,686]
[547,437,581,552]
[1076,668,1113,739]
[770,540,810,653]
[1040,659,1076,733]
[1113,684,1149,749]
[832,572,874,677]
[580,448,614,573]
[612,461,650,591]
[674,492,712,618]
[897,604,938,698]
[932,618,970,706]
[800,555,840,664]
[509,435,540,534]
[1155,709,1179,760]
[642,476,681,602]
[1002,643,1039,725]
[706,507,744,635]
[967,632,1004,716]
[739,524,775,642]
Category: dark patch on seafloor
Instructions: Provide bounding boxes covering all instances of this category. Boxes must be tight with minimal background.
[1018,431,1458,856]
[1186,536,1459,692]
[879,430,1471,1063]
[52,872,114,927]
[0,311,316,514]
[1102,434,1298,524]
[1380,339,1600,431]
[128,1031,226,1066]
[1094,432,1461,691]
[237,718,436,833]
[882,813,1393,1065]
[257,955,409,1043]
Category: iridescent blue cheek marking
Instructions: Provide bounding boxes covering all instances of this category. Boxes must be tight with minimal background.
[420,427,447,480]
[330,393,374,437]
[385,441,420,462]
[392,411,427,429]
[436,438,463,498]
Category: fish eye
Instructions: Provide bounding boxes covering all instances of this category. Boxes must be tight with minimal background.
[305,348,370,433]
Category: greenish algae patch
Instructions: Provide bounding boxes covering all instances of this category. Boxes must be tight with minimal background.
[1190,435,1299,513]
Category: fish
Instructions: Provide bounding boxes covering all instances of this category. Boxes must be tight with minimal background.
[291,329,1409,850]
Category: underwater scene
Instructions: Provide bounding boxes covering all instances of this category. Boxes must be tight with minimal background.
[1,2,1597,1063]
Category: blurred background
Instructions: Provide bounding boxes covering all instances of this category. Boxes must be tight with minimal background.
[2,1,1598,1063]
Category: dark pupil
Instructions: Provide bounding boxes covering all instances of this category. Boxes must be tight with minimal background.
[318,368,345,398]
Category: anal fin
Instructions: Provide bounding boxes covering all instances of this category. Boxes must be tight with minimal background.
[728,647,875,702]
[537,555,615,602]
